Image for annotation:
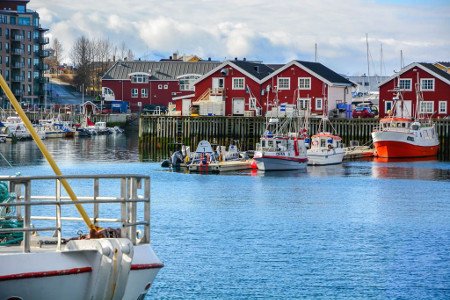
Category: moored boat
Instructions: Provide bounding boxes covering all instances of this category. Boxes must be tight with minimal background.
[372,90,439,158]
[253,113,308,171]
[307,132,345,165]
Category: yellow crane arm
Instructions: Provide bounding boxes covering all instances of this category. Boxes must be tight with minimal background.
[0,74,96,231]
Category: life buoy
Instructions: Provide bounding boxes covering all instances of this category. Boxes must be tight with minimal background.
[328,144,333,150]
[312,141,318,146]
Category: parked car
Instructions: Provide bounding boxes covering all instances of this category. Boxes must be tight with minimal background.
[352,104,378,118]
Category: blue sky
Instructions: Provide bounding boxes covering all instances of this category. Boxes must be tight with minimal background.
[31,0,450,76]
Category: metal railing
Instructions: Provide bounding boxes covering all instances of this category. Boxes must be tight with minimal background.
[0,174,151,253]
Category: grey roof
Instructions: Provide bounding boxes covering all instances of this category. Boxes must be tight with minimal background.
[296,60,354,85]
[346,75,390,92]
[102,60,221,80]
[231,60,275,80]
[420,62,450,81]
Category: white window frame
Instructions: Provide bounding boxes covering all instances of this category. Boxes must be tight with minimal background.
[163,84,168,89]
[158,84,162,89]
[232,77,245,90]
[141,88,148,98]
[385,100,393,114]
[277,77,290,90]
[298,77,311,90]
[399,78,412,91]
[419,101,434,114]
[438,101,447,114]
[131,88,138,98]
[315,98,323,110]
[420,78,435,91]
[297,98,311,110]
[131,74,148,83]
[178,74,201,91]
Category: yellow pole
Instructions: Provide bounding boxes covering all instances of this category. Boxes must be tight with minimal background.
[0,74,96,231]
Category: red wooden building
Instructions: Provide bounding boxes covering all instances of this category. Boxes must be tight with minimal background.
[101,60,220,112]
[378,62,450,118]
[179,59,354,117]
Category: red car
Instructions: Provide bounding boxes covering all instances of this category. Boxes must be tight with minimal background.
[352,105,378,118]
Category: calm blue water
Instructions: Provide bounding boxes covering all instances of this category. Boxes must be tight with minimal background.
[1,135,450,299]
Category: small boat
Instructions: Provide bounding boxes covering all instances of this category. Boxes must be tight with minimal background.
[343,140,374,160]
[253,112,309,171]
[307,132,345,165]
[371,90,439,158]
[0,116,32,140]
[188,140,252,173]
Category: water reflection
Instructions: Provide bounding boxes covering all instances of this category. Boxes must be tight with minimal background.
[0,133,140,167]
[371,157,450,181]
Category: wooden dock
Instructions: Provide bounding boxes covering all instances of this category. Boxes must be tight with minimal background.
[138,116,450,161]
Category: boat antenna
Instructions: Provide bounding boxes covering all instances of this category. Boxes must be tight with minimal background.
[0,74,98,233]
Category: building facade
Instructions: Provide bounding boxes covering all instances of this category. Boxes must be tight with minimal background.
[378,62,450,118]
[185,59,354,117]
[101,60,220,112]
[0,0,49,108]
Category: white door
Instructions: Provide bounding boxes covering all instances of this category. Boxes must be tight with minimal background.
[232,98,245,115]
[212,77,224,93]
[182,99,191,116]
[395,100,412,117]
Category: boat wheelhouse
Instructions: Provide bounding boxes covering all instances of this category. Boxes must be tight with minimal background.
[307,132,345,165]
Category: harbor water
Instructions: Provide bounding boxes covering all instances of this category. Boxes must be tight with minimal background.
[1,134,450,299]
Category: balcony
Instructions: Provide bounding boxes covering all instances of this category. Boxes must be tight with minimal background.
[11,62,25,69]
[12,76,25,82]
[11,48,24,56]
[12,35,24,42]
[34,63,49,71]
[38,37,49,44]
[35,50,50,57]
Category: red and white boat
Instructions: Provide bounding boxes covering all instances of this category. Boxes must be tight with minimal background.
[307,132,345,165]
[0,174,163,300]
[372,90,439,158]
[253,113,309,171]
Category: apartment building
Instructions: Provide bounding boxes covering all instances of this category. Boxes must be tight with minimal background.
[0,0,49,108]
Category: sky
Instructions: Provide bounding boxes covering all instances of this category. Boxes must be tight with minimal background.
[30,0,450,76]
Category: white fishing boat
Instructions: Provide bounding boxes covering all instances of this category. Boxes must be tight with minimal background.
[307,132,345,165]
[0,116,31,140]
[253,113,309,171]
[371,89,439,158]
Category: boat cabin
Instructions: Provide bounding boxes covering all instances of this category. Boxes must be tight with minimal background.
[379,117,412,131]
[310,133,343,150]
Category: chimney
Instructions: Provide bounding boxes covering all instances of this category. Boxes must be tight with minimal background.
[173,52,178,60]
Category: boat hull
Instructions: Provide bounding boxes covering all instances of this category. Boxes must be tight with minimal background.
[188,160,252,173]
[0,240,163,300]
[307,149,345,166]
[254,155,307,171]
[372,130,439,158]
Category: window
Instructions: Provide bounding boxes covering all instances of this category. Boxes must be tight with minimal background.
[298,77,311,90]
[438,101,447,114]
[18,17,30,26]
[297,98,310,110]
[131,88,138,98]
[163,84,168,89]
[315,98,323,110]
[399,79,411,91]
[178,74,201,91]
[141,88,148,98]
[232,77,245,90]
[131,74,148,83]
[419,101,434,113]
[10,16,16,25]
[277,77,290,90]
[27,71,31,80]
[158,84,162,89]
[385,101,393,114]
[420,78,434,91]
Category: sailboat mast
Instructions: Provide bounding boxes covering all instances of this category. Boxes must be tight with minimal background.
[366,33,371,94]
[380,43,383,76]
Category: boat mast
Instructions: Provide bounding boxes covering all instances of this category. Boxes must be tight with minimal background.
[366,33,371,94]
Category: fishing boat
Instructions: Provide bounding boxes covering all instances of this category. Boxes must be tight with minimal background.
[371,89,439,158]
[307,131,345,165]
[253,111,309,171]
[0,75,163,299]
[187,140,252,173]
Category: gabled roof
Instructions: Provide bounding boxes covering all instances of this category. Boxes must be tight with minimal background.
[262,60,354,86]
[102,60,221,81]
[378,62,450,87]
[194,60,275,85]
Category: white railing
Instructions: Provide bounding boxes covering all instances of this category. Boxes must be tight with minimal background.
[0,174,151,253]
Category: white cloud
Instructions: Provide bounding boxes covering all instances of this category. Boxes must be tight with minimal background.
[29,0,450,75]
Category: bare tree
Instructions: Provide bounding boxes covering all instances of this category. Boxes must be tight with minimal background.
[53,38,63,73]
[127,49,135,61]
[70,36,93,91]
[119,41,127,60]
